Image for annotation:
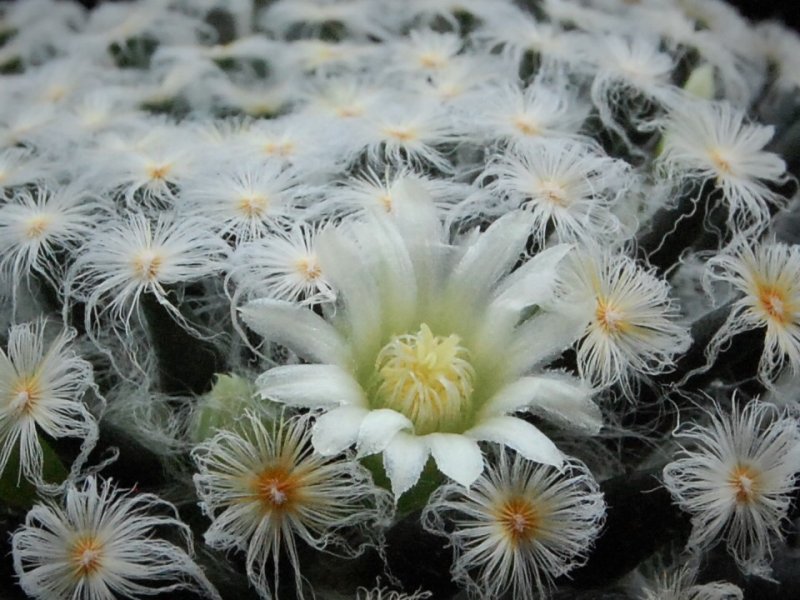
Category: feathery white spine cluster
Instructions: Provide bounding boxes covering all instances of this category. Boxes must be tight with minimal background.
[0,319,97,488]
[423,450,605,600]
[663,400,800,577]
[12,476,220,600]
[192,411,392,599]
[704,239,800,386]
[559,249,691,392]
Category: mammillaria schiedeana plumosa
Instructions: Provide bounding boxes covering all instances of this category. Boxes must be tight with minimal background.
[1,0,800,599]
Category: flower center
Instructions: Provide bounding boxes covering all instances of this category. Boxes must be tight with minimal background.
[252,465,298,513]
[70,535,104,579]
[728,463,760,504]
[496,496,539,546]
[374,323,475,434]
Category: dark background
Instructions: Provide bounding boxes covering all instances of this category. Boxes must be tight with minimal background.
[717,0,800,31]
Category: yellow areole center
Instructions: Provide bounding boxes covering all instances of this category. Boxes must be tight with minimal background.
[728,463,760,505]
[496,496,540,546]
[383,125,418,143]
[513,115,540,137]
[756,283,792,326]
[9,375,42,416]
[294,256,322,281]
[70,535,105,579]
[25,214,52,239]
[251,464,302,515]
[237,194,269,218]
[131,248,163,282]
[595,298,629,335]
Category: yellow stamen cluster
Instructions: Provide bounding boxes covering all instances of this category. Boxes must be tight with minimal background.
[375,323,475,435]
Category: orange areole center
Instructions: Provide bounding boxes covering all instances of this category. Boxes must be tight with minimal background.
[496,496,540,546]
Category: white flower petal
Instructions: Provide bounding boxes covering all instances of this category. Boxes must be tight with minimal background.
[491,243,573,312]
[508,310,589,374]
[448,211,534,302]
[427,433,484,487]
[359,215,417,333]
[481,374,601,433]
[239,299,351,366]
[391,177,442,244]
[466,416,564,468]
[317,226,382,353]
[356,409,413,457]
[392,179,456,298]
[526,378,602,433]
[256,365,365,408]
[383,432,430,498]
[311,405,369,455]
